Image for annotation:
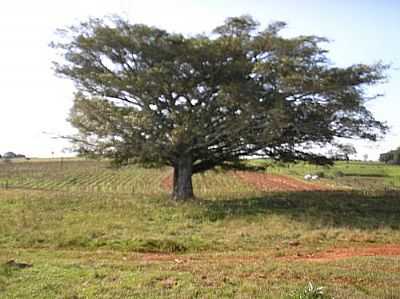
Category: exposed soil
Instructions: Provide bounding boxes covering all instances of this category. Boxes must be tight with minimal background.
[161,170,331,193]
[140,253,179,262]
[136,253,268,264]
[161,173,173,192]
[5,245,399,266]
[283,245,400,262]
[135,245,400,264]
[233,171,331,192]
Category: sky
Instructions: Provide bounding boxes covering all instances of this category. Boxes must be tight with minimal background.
[0,0,399,160]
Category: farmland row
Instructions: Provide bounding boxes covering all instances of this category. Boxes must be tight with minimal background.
[0,160,168,195]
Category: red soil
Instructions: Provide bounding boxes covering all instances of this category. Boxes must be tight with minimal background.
[137,245,400,264]
[140,253,179,262]
[161,173,173,191]
[233,171,331,192]
[283,245,400,262]
[161,170,331,193]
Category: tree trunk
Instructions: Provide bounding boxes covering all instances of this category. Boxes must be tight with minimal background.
[172,154,194,200]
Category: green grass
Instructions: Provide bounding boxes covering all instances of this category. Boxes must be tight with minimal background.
[0,159,399,298]
[249,159,400,190]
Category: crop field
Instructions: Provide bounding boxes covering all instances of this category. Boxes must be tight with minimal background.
[0,158,399,298]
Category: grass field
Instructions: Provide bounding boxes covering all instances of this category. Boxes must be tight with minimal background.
[249,160,400,190]
[0,159,399,298]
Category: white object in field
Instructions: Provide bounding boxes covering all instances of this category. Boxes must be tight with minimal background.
[311,175,319,180]
[304,174,312,180]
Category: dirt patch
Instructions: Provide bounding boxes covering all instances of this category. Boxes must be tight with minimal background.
[284,245,400,262]
[161,170,330,193]
[132,245,400,264]
[234,171,331,192]
[137,253,264,265]
[161,173,173,192]
[140,253,178,262]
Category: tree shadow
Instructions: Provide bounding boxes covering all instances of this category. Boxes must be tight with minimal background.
[200,190,400,230]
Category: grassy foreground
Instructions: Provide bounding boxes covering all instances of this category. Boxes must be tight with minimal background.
[0,159,399,298]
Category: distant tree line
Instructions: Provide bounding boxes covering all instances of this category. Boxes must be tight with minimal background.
[379,147,400,164]
[327,144,357,162]
[0,152,27,160]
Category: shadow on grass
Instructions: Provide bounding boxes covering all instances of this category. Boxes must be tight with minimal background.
[200,190,400,230]
[343,173,388,178]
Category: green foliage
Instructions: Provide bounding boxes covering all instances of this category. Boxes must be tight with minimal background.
[334,143,357,161]
[288,282,332,299]
[135,239,188,253]
[380,147,400,164]
[52,15,387,175]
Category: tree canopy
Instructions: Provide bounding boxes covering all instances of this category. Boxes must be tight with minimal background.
[336,143,357,161]
[52,15,387,199]
[380,147,400,164]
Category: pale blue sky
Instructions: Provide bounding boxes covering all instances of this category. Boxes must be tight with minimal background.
[0,0,398,159]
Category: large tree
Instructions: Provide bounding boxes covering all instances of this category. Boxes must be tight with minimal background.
[52,15,387,200]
